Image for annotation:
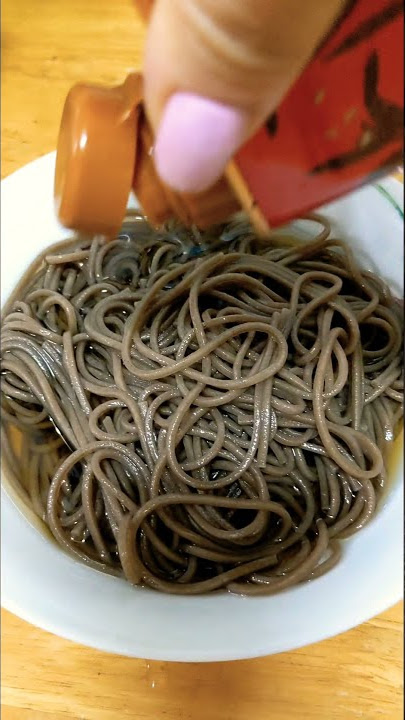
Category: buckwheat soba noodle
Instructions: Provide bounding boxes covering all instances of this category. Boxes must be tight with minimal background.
[1,214,403,595]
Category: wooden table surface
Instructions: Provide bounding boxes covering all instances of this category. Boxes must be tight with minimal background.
[1,1,403,718]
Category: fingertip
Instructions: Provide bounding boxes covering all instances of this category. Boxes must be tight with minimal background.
[154,92,248,194]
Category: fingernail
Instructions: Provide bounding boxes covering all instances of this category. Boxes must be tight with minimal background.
[154,92,247,194]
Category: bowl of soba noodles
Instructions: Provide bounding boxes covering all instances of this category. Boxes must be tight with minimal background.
[1,152,403,661]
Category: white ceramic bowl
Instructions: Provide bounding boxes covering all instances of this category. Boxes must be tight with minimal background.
[1,152,403,661]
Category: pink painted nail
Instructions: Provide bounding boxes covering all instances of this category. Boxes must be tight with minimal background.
[154,92,247,194]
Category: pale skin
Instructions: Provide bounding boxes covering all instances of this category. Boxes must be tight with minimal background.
[140,0,347,193]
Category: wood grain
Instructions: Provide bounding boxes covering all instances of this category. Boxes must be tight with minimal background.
[1,0,145,178]
[1,605,403,720]
[1,1,403,718]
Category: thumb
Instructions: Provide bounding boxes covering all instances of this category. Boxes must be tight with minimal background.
[143,0,346,194]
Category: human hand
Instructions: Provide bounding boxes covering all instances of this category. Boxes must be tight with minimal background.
[140,0,346,194]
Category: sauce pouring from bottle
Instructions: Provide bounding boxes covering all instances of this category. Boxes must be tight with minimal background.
[54,0,403,237]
